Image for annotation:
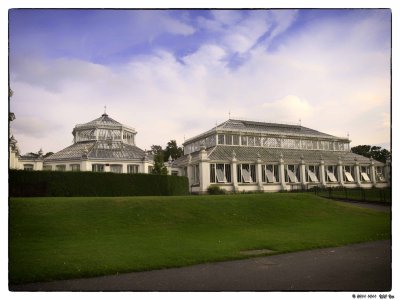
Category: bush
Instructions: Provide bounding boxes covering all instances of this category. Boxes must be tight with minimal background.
[9,170,189,197]
[207,185,226,195]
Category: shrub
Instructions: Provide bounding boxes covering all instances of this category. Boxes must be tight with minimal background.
[207,185,226,195]
[9,170,189,197]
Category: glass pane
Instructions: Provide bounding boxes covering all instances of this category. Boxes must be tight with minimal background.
[216,164,226,182]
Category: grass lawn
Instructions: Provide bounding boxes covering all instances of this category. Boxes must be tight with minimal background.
[9,193,391,284]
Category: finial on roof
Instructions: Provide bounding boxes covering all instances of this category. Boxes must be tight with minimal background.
[38,148,43,157]
[102,105,108,117]
[168,155,173,163]
[229,110,231,119]
[232,150,236,159]
[299,118,302,126]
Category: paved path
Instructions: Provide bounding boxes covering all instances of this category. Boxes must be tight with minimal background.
[10,240,391,292]
[331,199,391,213]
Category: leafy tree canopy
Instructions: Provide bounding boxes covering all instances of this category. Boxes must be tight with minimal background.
[151,140,184,162]
[351,145,391,163]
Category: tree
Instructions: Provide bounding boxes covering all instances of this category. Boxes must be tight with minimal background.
[351,145,391,163]
[152,152,168,175]
[164,140,184,162]
[44,152,54,158]
[150,145,163,156]
[150,145,168,175]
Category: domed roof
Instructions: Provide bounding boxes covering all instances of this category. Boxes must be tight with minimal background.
[77,113,123,128]
[72,113,137,145]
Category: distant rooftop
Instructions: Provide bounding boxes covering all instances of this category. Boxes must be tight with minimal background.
[184,119,348,145]
[74,113,135,131]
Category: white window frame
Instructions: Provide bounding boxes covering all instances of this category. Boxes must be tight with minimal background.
[210,163,232,183]
[237,164,256,183]
[343,165,354,182]
[56,165,66,171]
[306,165,319,183]
[110,164,123,173]
[23,164,34,171]
[43,165,52,171]
[218,134,225,145]
[326,165,337,182]
[127,164,139,174]
[375,166,385,182]
[262,164,278,183]
[70,164,80,172]
[360,166,370,182]
[92,164,104,172]
[193,164,200,185]
[285,165,299,183]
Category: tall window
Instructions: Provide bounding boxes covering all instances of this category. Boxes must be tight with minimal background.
[375,166,385,182]
[360,166,370,182]
[232,135,240,145]
[241,136,247,146]
[218,134,225,145]
[110,164,122,173]
[70,164,80,171]
[210,164,231,183]
[262,164,279,183]
[193,164,200,184]
[326,165,337,182]
[23,164,34,171]
[128,164,139,174]
[56,165,66,171]
[306,165,320,183]
[148,166,153,174]
[225,135,233,145]
[92,164,104,172]
[285,165,300,183]
[237,164,256,183]
[248,136,255,146]
[43,165,52,171]
[343,165,354,182]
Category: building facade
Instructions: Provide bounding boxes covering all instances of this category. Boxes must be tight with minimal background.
[171,119,390,193]
[9,114,390,193]
[10,113,154,174]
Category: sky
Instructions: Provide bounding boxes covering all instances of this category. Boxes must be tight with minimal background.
[8,8,391,154]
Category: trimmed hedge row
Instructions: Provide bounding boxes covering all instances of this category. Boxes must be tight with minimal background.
[9,170,189,197]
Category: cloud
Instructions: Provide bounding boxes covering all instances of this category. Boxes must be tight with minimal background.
[262,95,315,122]
[9,10,390,153]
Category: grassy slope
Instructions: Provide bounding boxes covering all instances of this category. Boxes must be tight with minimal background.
[9,193,391,284]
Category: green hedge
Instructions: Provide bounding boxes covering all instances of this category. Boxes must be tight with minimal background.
[9,170,189,197]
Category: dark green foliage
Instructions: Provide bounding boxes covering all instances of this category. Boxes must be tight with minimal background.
[164,140,184,161]
[151,139,184,162]
[207,185,226,195]
[152,153,168,175]
[9,170,189,197]
[351,145,391,163]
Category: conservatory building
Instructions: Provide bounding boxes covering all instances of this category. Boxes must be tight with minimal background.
[171,119,390,193]
[19,113,154,173]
